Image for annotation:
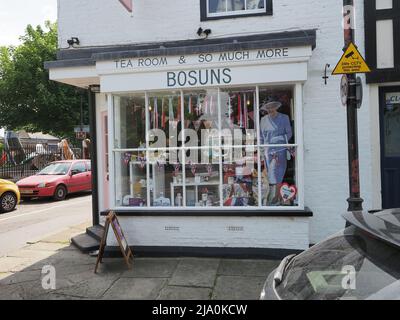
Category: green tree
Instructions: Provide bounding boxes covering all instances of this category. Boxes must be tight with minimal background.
[0,21,88,142]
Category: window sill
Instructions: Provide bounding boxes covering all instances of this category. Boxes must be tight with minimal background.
[100,207,313,217]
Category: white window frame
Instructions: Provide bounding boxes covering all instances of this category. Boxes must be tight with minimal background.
[108,83,305,212]
[207,0,267,18]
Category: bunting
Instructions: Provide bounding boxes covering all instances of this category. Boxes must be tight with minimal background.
[118,0,133,12]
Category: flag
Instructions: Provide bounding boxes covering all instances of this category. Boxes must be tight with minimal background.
[154,97,158,129]
[169,97,174,121]
[188,96,192,114]
[237,94,242,127]
[197,95,201,116]
[177,97,182,121]
[244,93,248,129]
[161,98,166,129]
[118,0,133,12]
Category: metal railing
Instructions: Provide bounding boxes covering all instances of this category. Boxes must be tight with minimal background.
[0,144,82,182]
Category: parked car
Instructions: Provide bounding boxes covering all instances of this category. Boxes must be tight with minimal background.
[0,179,20,213]
[16,160,92,201]
[260,209,400,300]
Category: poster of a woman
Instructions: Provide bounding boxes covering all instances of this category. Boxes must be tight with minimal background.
[260,97,293,205]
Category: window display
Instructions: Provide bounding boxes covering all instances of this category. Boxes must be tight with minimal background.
[112,85,299,210]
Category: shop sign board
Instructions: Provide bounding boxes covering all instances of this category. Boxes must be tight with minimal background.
[97,46,312,75]
[332,42,371,75]
[100,61,309,92]
[95,211,133,273]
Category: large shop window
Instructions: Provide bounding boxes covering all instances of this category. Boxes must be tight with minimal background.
[201,0,272,20]
[112,85,301,210]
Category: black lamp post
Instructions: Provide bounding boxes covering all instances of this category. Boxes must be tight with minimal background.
[343,0,364,212]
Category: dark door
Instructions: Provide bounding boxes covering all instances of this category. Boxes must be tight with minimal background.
[380,87,400,209]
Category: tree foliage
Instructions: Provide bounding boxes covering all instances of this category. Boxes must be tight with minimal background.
[0,21,88,140]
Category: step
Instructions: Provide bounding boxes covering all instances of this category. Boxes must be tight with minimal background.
[86,225,104,241]
[71,233,100,253]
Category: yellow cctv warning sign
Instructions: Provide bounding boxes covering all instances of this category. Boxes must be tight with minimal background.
[332,42,371,75]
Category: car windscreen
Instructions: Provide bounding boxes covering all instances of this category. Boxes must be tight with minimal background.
[38,163,71,175]
[276,226,400,300]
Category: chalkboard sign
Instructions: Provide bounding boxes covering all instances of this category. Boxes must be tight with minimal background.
[95,211,134,273]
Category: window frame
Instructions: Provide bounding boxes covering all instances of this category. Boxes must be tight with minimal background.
[200,0,273,21]
[107,83,304,212]
[364,0,400,83]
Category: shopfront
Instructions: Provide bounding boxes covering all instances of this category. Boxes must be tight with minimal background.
[47,30,317,254]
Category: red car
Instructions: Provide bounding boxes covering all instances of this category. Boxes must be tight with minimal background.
[17,160,92,201]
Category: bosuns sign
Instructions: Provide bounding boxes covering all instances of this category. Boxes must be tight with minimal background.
[167,68,232,87]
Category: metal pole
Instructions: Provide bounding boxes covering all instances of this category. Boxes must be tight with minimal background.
[343,0,363,211]
[88,86,99,225]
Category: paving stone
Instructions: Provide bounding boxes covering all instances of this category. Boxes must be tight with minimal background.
[6,249,58,260]
[102,278,167,300]
[0,256,43,273]
[23,241,73,252]
[0,270,41,286]
[0,272,13,281]
[212,276,266,300]
[122,258,179,278]
[52,276,117,299]
[169,258,220,288]
[217,259,279,277]
[157,286,212,300]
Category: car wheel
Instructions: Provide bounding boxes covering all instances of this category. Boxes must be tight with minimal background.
[54,185,67,201]
[0,192,17,213]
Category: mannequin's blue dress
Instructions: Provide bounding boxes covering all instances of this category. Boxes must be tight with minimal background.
[260,113,293,184]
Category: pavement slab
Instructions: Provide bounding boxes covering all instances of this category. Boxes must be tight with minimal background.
[217,259,279,277]
[122,258,179,278]
[212,275,266,300]
[102,278,167,300]
[157,285,212,300]
[169,258,220,288]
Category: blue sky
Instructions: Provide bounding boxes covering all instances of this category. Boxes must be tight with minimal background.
[0,0,57,46]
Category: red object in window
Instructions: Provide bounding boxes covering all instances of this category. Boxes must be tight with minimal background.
[119,0,133,12]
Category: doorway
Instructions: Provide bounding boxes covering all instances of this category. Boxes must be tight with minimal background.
[380,87,400,209]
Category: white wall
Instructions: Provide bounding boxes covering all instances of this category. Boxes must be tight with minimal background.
[57,0,377,245]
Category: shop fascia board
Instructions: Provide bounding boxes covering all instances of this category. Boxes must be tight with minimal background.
[99,60,309,93]
[48,65,99,88]
[95,45,313,76]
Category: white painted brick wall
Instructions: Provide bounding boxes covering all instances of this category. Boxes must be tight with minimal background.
[59,0,375,245]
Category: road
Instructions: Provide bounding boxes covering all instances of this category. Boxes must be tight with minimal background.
[0,193,92,257]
